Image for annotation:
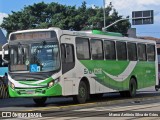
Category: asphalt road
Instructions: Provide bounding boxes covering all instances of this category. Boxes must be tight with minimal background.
[0,86,160,119]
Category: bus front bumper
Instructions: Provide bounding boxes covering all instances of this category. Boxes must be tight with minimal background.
[8,84,62,97]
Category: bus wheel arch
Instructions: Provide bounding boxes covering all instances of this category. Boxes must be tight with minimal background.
[73,77,90,103]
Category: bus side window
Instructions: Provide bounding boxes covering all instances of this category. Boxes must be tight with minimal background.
[76,37,90,60]
[137,44,147,61]
[116,41,127,60]
[127,42,137,61]
[147,44,155,61]
[61,44,75,74]
[90,39,104,60]
[104,40,116,60]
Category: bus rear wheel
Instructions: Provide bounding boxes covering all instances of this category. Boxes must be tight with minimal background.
[73,81,87,104]
[127,78,137,97]
[33,97,47,105]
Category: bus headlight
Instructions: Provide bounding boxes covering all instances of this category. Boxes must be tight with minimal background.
[48,78,59,88]
[10,82,15,89]
[48,81,54,88]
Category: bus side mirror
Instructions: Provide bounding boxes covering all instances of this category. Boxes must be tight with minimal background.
[2,43,9,63]
[2,61,8,66]
[2,62,4,66]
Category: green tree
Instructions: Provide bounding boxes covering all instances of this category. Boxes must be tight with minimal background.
[1,2,131,35]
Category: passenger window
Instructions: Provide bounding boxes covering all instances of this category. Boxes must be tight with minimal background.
[104,40,116,60]
[127,43,137,61]
[138,44,147,61]
[116,41,127,60]
[147,44,155,61]
[76,37,90,60]
[90,39,103,60]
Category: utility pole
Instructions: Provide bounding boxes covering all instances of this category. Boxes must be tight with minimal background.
[103,0,106,28]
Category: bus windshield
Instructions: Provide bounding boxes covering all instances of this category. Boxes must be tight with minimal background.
[31,42,60,72]
[9,41,60,72]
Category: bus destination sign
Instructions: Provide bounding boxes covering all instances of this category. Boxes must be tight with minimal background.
[10,31,55,41]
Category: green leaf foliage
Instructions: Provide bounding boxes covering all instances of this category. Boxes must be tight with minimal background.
[1,1,131,35]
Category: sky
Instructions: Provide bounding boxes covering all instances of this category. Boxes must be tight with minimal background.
[0,0,160,38]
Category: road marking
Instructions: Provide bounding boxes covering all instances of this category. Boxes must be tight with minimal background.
[12,101,160,120]
[75,102,160,112]
[24,95,160,112]
[26,102,95,112]
[74,103,160,112]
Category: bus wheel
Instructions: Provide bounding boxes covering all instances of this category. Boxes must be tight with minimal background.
[33,97,47,105]
[128,78,137,97]
[73,81,87,104]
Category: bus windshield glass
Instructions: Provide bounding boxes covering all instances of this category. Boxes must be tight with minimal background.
[9,41,60,72]
[30,42,60,72]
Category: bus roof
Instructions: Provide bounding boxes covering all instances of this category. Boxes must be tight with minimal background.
[92,30,123,37]
[9,27,156,44]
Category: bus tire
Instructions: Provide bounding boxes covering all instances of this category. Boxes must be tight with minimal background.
[127,78,137,97]
[33,97,47,105]
[73,81,87,104]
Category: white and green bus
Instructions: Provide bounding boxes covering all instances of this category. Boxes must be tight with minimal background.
[2,27,159,104]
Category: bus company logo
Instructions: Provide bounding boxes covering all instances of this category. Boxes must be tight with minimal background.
[2,112,11,117]
[84,68,102,75]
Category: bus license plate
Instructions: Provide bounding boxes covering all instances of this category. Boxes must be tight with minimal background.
[26,90,35,94]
